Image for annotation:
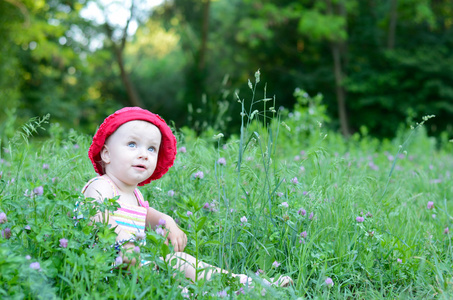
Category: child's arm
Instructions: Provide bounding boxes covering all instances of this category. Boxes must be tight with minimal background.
[84,180,139,265]
[146,207,187,252]
[83,179,132,242]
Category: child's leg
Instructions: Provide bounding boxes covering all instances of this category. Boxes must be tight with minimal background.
[165,252,233,282]
[164,252,292,287]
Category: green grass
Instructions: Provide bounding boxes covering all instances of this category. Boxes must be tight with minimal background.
[1,84,453,299]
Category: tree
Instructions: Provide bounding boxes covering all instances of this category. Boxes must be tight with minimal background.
[0,0,100,128]
[234,0,353,135]
[387,0,398,49]
[125,19,187,125]
[4,0,453,139]
[325,0,351,136]
[97,0,144,107]
[344,0,453,137]
[153,0,241,133]
[80,0,159,108]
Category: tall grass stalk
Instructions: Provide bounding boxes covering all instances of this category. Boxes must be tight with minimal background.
[380,114,435,201]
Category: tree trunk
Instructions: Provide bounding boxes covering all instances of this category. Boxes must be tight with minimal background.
[327,0,350,136]
[187,0,211,133]
[104,0,143,108]
[331,43,350,136]
[388,0,398,49]
[198,0,211,71]
[113,46,143,107]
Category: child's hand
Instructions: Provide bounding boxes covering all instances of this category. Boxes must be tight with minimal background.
[146,208,187,252]
[165,219,187,252]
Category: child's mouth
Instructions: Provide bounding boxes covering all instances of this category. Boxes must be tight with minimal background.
[133,165,147,170]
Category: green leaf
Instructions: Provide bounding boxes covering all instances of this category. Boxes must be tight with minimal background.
[196,216,207,232]
[199,240,222,248]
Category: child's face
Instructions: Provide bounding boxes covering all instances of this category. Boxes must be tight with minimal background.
[101,120,162,186]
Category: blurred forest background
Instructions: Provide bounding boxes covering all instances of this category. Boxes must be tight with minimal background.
[1,0,452,140]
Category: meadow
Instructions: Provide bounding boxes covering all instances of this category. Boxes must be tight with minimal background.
[1,79,453,299]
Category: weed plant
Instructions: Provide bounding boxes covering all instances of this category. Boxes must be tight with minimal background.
[1,72,453,299]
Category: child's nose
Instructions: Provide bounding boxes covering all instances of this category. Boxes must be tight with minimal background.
[138,147,148,159]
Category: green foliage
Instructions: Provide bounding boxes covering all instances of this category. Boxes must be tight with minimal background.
[0,0,28,118]
[345,45,453,137]
[297,9,347,41]
[0,0,120,134]
[1,79,453,298]
[3,0,453,139]
[151,80,452,297]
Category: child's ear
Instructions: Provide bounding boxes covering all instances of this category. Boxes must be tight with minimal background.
[100,146,111,164]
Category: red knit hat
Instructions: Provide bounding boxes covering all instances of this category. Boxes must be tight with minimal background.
[88,107,177,186]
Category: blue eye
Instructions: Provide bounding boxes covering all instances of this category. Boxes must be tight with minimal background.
[128,142,136,148]
[148,146,155,152]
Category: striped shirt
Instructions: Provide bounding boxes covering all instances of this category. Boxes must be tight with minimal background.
[82,176,150,239]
